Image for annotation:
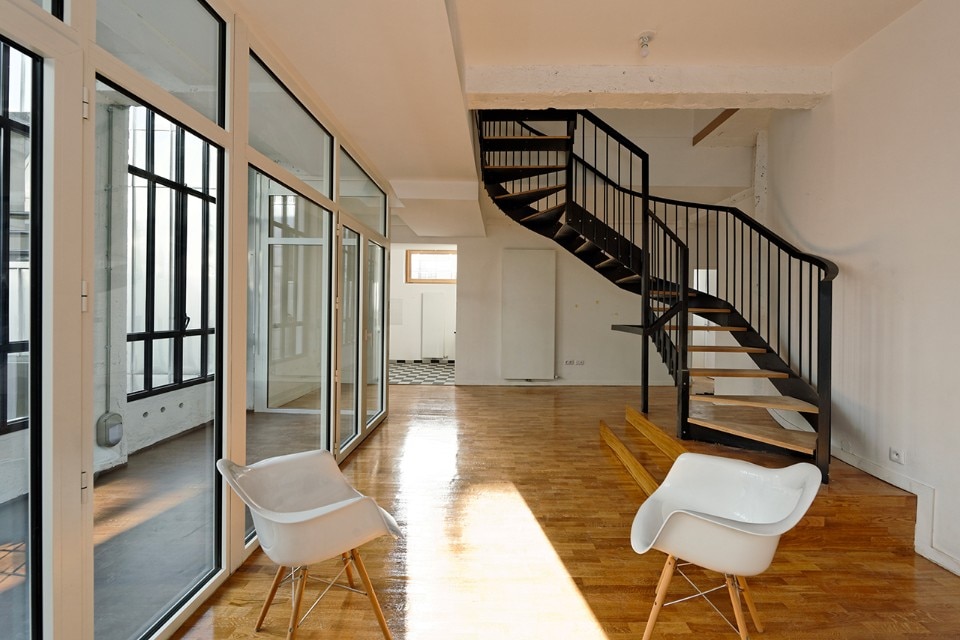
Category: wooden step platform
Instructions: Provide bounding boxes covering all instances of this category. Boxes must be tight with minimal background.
[691,394,819,413]
[625,406,687,461]
[688,405,817,454]
[688,368,790,379]
[599,420,660,496]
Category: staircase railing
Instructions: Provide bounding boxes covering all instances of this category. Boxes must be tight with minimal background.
[478,109,837,474]
[648,194,838,461]
[568,111,837,463]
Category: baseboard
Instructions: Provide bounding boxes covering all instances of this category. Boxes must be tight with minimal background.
[832,447,960,576]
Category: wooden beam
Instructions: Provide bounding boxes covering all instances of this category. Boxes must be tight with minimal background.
[692,108,739,146]
[599,420,659,497]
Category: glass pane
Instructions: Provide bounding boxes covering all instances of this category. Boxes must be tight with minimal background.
[208,202,217,330]
[185,196,204,330]
[339,228,360,449]
[339,151,386,236]
[246,169,331,537]
[267,244,325,408]
[8,131,31,345]
[248,55,332,197]
[153,114,175,181]
[130,106,147,171]
[365,242,386,423]
[152,338,174,388]
[183,335,201,381]
[183,130,205,192]
[127,176,148,333]
[96,0,224,123]
[127,340,145,394]
[7,47,31,126]
[94,80,221,640]
[153,185,175,332]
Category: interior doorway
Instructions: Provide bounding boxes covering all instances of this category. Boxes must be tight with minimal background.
[388,244,457,385]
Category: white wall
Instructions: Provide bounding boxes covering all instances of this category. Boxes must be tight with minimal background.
[389,243,458,361]
[767,0,960,573]
[455,195,673,386]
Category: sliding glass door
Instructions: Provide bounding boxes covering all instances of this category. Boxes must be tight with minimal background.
[0,37,40,640]
[92,81,222,640]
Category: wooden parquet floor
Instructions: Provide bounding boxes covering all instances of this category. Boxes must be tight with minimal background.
[174,386,960,639]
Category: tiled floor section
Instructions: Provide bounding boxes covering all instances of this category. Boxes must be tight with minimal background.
[388,361,455,385]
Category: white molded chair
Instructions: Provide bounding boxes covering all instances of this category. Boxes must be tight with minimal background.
[217,450,402,640]
[631,452,821,640]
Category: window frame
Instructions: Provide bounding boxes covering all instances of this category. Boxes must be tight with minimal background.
[405,249,457,284]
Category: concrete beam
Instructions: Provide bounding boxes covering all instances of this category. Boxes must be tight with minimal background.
[466,64,831,110]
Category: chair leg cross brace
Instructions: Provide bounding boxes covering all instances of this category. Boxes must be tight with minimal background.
[642,555,764,640]
[255,549,393,640]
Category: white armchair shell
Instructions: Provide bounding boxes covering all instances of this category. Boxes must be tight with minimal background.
[218,449,401,640]
[631,452,821,639]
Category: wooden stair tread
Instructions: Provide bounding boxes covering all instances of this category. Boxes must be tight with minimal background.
[484,164,565,170]
[625,406,687,461]
[518,203,565,223]
[652,306,731,314]
[665,325,748,332]
[691,394,819,413]
[687,409,817,454]
[687,345,766,353]
[494,184,565,199]
[688,368,790,378]
[482,136,570,152]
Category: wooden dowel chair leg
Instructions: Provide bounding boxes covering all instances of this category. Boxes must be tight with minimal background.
[342,552,357,589]
[287,567,308,640]
[642,554,677,640]
[725,574,748,640]
[737,576,764,633]
[257,565,287,631]
[351,548,393,640]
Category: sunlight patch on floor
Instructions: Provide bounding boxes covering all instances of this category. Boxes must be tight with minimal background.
[396,426,607,638]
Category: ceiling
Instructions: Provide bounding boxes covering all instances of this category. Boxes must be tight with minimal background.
[231,0,921,239]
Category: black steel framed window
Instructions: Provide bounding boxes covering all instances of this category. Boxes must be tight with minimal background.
[112,82,221,400]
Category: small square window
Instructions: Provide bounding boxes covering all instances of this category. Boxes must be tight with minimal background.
[406,250,456,284]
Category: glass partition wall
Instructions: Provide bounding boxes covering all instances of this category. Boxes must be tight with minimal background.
[5,1,391,636]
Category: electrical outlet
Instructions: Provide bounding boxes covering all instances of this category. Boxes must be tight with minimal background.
[574,360,584,366]
[889,447,905,465]
[563,359,575,365]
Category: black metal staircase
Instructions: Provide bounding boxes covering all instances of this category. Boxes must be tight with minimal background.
[477,109,838,482]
